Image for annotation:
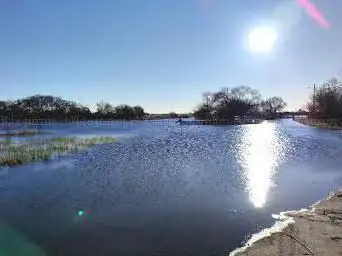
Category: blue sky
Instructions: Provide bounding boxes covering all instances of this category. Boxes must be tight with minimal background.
[1,0,342,113]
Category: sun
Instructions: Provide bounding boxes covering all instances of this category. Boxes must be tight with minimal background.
[247,26,277,53]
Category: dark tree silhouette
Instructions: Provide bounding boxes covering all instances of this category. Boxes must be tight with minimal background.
[194,103,212,120]
[311,78,342,118]
[194,86,263,120]
[133,106,145,120]
[0,95,146,121]
[114,105,135,120]
[303,78,342,118]
[261,97,287,116]
[95,102,115,119]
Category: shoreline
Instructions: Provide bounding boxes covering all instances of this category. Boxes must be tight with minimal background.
[230,190,342,256]
[295,117,342,130]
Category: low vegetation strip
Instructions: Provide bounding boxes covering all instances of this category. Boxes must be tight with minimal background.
[0,136,115,167]
[295,117,342,130]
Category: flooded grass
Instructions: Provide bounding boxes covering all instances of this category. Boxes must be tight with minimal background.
[0,136,116,167]
[50,137,77,143]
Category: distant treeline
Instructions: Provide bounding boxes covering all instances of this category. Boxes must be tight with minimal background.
[306,78,342,119]
[193,86,287,120]
[0,95,188,121]
[0,95,145,120]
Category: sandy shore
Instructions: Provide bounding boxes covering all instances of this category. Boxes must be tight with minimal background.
[230,190,342,256]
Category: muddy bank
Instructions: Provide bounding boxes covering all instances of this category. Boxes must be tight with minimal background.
[230,190,342,256]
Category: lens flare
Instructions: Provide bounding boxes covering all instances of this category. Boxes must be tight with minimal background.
[298,0,330,28]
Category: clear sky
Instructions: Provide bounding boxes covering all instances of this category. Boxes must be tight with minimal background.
[1,0,342,113]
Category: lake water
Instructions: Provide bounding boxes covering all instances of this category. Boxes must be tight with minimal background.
[1,119,342,255]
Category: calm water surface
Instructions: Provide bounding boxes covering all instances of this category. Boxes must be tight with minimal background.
[1,119,342,255]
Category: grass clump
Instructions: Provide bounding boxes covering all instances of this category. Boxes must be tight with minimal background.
[0,136,116,167]
[50,137,76,143]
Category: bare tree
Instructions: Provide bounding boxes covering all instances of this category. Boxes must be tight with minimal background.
[194,86,263,119]
[261,97,287,115]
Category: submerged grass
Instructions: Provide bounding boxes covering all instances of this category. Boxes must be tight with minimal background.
[50,137,76,143]
[0,136,116,167]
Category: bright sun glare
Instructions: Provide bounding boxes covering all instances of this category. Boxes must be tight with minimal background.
[248,26,278,53]
[239,121,284,208]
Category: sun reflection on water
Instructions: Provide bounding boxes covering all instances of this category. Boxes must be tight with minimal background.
[239,121,285,208]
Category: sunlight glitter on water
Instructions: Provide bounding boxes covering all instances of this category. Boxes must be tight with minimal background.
[239,121,285,208]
